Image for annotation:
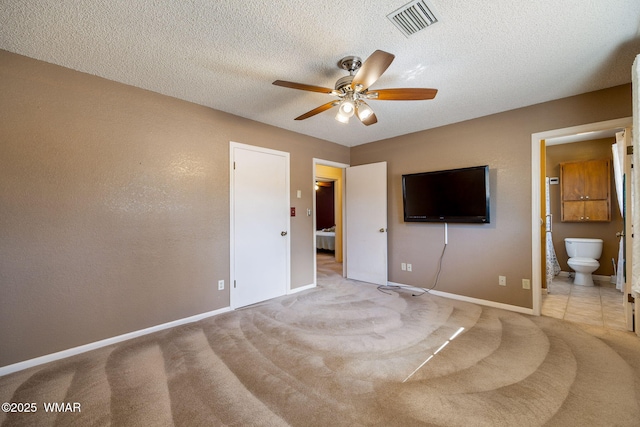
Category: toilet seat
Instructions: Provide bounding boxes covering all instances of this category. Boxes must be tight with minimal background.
[567,257,599,268]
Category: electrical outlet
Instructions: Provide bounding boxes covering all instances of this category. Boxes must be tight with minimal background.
[401,263,406,271]
[522,279,531,290]
[499,276,506,286]
[218,280,224,290]
[407,264,412,272]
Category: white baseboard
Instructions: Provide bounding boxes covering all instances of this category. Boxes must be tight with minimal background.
[289,283,316,294]
[387,281,534,315]
[0,306,232,377]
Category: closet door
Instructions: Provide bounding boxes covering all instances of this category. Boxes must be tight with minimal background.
[231,142,290,308]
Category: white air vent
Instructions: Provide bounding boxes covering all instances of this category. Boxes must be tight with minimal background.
[387,0,440,37]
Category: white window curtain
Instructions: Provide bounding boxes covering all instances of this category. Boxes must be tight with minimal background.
[545,177,561,285]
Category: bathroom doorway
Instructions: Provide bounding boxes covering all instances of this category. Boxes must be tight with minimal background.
[531,117,633,331]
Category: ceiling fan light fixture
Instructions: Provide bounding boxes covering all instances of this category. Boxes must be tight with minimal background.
[335,111,350,124]
[338,100,355,117]
[356,102,373,120]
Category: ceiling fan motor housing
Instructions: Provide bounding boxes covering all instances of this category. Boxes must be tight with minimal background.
[335,75,354,92]
[335,56,363,93]
[338,56,362,73]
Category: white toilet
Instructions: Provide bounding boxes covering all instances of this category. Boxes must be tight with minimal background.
[564,238,603,286]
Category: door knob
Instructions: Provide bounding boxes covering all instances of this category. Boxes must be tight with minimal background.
[281,231,287,236]
[379,228,386,233]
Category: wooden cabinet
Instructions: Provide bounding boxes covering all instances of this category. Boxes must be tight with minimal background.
[560,159,611,222]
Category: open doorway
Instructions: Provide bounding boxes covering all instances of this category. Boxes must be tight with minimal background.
[531,117,633,331]
[313,159,348,284]
[312,159,389,287]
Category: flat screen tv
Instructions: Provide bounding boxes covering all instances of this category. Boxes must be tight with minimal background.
[402,165,490,223]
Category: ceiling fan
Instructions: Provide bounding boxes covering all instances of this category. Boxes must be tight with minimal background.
[273,50,437,126]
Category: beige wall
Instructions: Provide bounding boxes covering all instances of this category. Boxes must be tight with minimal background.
[546,139,623,276]
[350,84,631,309]
[0,48,633,367]
[0,50,349,366]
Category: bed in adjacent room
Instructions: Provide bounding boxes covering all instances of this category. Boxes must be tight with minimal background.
[316,229,335,251]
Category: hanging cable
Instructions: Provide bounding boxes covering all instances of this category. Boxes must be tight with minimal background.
[378,223,448,296]
[412,241,447,296]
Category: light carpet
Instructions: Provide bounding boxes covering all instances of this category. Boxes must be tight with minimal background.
[1,255,640,426]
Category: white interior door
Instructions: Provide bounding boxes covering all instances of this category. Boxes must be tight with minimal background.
[231,142,289,308]
[345,162,388,285]
[622,128,634,331]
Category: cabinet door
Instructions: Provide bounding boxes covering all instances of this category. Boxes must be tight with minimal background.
[583,159,609,200]
[562,201,584,222]
[584,200,610,221]
[560,162,584,201]
[562,200,610,222]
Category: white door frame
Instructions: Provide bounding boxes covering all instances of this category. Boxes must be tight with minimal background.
[622,129,634,331]
[230,141,290,309]
[531,117,632,316]
[312,158,349,286]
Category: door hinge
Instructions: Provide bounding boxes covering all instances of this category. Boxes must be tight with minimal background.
[234,280,236,288]
[628,293,635,303]
[234,161,236,170]
[627,146,633,155]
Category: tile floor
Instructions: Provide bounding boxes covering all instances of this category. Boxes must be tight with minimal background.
[541,274,628,330]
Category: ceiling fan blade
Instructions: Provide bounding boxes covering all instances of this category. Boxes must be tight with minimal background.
[351,50,395,92]
[294,101,338,120]
[370,88,438,100]
[356,101,377,126]
[273,80,334,94]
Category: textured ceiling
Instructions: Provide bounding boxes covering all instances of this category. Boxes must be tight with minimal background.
[1,0,640,147]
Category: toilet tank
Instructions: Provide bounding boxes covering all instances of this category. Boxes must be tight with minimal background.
[564,238,603,259]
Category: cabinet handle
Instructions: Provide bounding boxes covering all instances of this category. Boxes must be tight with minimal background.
[580,216,584,220]
[585,217,590,220]
[580,196,584,199]
[585,195,589,199]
